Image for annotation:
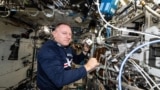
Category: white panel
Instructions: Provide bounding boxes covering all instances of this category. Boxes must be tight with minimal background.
[0,20,37,89]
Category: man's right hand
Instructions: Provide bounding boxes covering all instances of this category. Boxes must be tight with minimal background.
[84,58,100,72]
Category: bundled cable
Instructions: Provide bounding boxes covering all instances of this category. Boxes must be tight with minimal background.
[118,39,160,90]
[95,0,160,38]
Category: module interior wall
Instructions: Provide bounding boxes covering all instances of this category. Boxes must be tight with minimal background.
[0,21,36,89]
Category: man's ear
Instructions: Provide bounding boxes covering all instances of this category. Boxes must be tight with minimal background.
[52,30,56,35]
[51,31,56,39]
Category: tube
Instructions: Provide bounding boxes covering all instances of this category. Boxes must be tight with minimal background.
[118,39,160,90]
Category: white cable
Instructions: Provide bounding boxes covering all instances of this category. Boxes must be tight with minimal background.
[151,83,160,90]
[0,9,11,17]
[98,26,106,36]
[95,0,160,39]
[42,4,55,18]
[128,60,153,88]
[129,59,159,89]
[144,4,160,18]
[27,10,39,17]
[118,39,160,90]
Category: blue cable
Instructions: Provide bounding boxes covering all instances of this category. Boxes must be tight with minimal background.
[118,39,160,90]
[106,27,111,38]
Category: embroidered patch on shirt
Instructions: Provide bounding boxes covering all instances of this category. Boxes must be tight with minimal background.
[64,58,72,68]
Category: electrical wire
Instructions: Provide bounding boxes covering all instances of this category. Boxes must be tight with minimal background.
[128,60,153,88]
[25,9,39,17]
[94,0,160,89]
[0,9,11,17]
[144,5,160,18]
[129,59,160,89]
[95,0,160,39]
[150,83,160,90]
[139,0,160,18]
[118,39,160,90]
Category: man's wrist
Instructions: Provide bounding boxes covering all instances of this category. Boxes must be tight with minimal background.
[84,64,90,72]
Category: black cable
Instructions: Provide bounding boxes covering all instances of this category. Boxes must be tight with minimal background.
[116,2,133,15]
[30,30,37,82]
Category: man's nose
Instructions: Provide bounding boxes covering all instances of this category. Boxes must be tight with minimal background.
[67,34,72,39]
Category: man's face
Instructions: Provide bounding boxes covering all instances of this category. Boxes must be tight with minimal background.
[52,24,72,46]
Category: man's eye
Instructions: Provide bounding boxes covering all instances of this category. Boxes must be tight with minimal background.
[62,32,67,34]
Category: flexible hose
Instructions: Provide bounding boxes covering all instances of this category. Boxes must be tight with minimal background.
[118,39,160,90]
